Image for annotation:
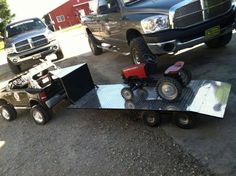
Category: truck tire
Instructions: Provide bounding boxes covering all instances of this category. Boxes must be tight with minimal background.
[0,104,17,121]
[55,48,64,60]
[30,105,51,125]
[173,112,195,129]
[130,37,155,64]
[7,59,21,74]
[205,32,232,48]
[88,34,103,55]
[156,77,182,102]
[142,111,161,127]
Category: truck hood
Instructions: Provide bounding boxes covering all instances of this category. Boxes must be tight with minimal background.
[125,0,184,14]
[5,28,48,46]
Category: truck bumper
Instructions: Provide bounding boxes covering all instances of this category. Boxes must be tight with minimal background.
[8,40,60,65]
[144,8,236,54]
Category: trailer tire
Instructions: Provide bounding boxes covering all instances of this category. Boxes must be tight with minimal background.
[178,68,192,87]
[130,37,155,64]
[205,32,232,48]
[173,112,195,129]
[31,105,51,125]
[121,87,134,100]
[156,77,182,102]
[142,111,161,127]
[0,104,17,121]
[88,34,103,55]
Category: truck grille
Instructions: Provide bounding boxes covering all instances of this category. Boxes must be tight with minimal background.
[15,35,48,53]
[173,0,232,28]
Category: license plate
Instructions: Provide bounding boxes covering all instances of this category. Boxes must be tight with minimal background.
[32,53,41,60]
[205,26,220,39]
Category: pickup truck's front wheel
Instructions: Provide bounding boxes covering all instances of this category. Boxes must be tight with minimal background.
[130,37,155,64]
[55,48,64,60]
[88,34,103,55]
[205,32,232,48]
[7,59,21,74]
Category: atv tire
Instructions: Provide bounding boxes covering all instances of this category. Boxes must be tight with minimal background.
[31,105,51,125]
[130,37,155,64]
[88,34,103,55]
[205,32,232,49]
[0,104,17,121]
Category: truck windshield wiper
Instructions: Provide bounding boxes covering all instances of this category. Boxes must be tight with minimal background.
[125,0,142,6]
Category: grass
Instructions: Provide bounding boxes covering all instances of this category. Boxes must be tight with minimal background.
[57,24,81,33]
[0,41,4,50]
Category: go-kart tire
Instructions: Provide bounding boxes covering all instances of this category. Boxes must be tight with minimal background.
[130,37,155,64]
[173,112,195,129]
[31,105,51,125]
[7,59,21,74]
[88,34,103,55]
[121,87,134,101]
[178,68,192,87]
[205,32,232,49]
[55,48,64,60]
[141,111,161,127]
[156,77,182,102]
[0,104,17,121]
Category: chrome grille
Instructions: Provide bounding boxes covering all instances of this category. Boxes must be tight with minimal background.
[14,35,48,53]
[173,0,232,28]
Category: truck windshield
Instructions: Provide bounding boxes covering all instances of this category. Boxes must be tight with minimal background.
[6,19,46,38]
[122,0,142,6]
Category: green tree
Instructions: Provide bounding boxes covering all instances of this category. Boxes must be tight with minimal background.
[0,0,15,35]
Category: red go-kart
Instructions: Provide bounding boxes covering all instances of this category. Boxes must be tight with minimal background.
[121,60,191,102]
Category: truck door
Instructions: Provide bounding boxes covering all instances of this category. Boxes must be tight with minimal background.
[97,0,127,52]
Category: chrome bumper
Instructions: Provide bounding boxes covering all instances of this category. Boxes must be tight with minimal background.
[147,24,235,54]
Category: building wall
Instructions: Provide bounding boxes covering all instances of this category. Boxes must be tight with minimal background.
[48,0,90,30]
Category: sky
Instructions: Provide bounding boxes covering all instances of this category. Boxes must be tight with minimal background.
[7,0,68,21]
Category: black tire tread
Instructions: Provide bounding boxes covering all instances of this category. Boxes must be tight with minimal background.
[30,105,51,125]
[88,34,103,55]
[0,104,17,121]
[7,59,21,74]
[205,32,232,49]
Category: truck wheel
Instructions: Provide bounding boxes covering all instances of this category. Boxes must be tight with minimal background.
[205,32,232,48]
[156,77,182,102]
[178,68,192,87]
[30,105,51,125]
[0,104,17,121]
[121,87,134,100]
[142,111,161,127]
[55,48,64,60]
[88,34,103,55]
[7,59,21,74]
[173,113,195,129]
[130,37,155,64]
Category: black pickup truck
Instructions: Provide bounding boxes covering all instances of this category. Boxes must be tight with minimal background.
[83,0,236,64]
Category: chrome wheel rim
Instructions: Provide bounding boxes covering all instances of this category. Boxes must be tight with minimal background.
[160,83,178,100]
[147,116,156,124]
[178,116,190,125]
[33,110,44,123]
[2,109,10,120]
[122,89,132,100]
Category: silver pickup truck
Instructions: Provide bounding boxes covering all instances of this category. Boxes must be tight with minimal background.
[3,17,64,74]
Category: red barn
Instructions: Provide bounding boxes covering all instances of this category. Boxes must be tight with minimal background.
[44,0,90,31]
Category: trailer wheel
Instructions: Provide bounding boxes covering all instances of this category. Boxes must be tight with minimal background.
[31,105,51,125]
[121,87,134,101]
[142,111,161,127]
[156,77,182,102]
[173,113,195,129]
[0,104,17,121]
[178,68,192,87]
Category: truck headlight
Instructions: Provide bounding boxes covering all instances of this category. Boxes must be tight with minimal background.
[141,15,169,34]
[47,32,56,42]
[6,47,15,54]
